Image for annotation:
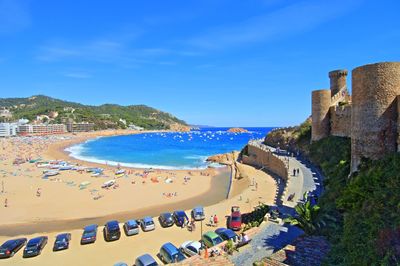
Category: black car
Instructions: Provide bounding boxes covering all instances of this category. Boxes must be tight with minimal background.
[53,233,71,251]
[81,224,98,244]
[104,220,121,241]
[173,210,189,227]
[158,212,174,228]
[23,236,48,258]
[0,238,27,258]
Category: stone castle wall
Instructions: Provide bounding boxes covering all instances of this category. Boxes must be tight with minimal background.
[311,90,331,141]
[311,62,400,173]
[398,95,400,152]
[242,143,288,180]
[351,62,400,172]
[329,70,348,97]
[329,104,351,137]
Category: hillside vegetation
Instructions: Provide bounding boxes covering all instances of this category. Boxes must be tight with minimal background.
[264,126,400,265]
[0,95,187,130]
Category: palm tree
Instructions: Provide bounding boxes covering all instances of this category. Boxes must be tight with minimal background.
[284,194,330,235]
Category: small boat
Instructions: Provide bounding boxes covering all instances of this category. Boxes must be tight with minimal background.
[101,180,116,188]
[79,181,91,189]
[29,158,42,163]
[91,172,101,177]
[37,163,50,168]
[43,170,59,177]
[115,169,125,175]
[115,173,125,178]
[59,165,73,171]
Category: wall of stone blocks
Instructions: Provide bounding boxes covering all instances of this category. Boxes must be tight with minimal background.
[242,145,288,180]
[329,105,352,138]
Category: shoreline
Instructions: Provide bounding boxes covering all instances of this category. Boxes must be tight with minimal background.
[46,130,217,173]
[0,129,278,265]
[0,167,231,237]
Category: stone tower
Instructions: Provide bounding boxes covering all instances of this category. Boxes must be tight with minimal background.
[351,62,400,172]
[329,69,348,97]
[311,89,331,141]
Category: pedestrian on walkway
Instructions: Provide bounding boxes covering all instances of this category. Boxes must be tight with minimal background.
[293,169,296,176]
[213,214,218,227]
[297,168,300,175]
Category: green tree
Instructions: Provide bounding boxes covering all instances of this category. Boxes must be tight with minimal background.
[285,194,332,235]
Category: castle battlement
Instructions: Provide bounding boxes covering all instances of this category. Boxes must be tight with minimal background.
[311,62,400,172]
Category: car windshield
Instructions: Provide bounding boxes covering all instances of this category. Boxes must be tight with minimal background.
[170,252,185,262]
[145,221,154,226]
[83,231,95,237]
[214,237,223,245]
[55,237,67,243]
[232,216,241,221]
[26,243,38,249]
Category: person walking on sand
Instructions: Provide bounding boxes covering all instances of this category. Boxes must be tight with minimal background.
[4,198,7,207]
[209,215,214,227]
[213,214,218,227]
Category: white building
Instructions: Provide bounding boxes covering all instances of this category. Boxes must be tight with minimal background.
[128,124,144,131]
[0,123,17,137]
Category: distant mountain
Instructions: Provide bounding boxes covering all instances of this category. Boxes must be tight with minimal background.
[0,95,187,130]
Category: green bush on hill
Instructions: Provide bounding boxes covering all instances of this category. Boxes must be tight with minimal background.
[307,137,399,265]
[0,95,187,130]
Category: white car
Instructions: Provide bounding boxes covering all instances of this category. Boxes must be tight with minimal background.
[180,241,202,257]
[139,217,155,232]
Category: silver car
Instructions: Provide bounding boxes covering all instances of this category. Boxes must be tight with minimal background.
[123,220,139,236]
[140,217,155,232]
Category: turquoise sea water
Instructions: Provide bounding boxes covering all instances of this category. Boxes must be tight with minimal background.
[66,127,273,169]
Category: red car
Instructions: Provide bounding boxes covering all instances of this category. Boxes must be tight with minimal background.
[228,206,242,231]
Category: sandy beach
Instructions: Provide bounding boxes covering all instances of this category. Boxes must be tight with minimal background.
[0,130,277,265]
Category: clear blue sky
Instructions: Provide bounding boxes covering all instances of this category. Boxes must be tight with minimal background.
[0,0,399,127]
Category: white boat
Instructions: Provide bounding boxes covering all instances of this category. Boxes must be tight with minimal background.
[44,170,59,177]
[102,180,116,188]
[37,163,50,168]
[59,165,73,170]
[115,169,125,175]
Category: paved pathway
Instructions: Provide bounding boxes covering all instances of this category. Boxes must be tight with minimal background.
[230,223,303,266]
[229,141,324,265]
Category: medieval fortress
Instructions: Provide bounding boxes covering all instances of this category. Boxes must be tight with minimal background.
[311,62,400,172]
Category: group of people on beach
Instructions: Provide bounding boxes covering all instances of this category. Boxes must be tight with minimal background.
[209,214,219,227]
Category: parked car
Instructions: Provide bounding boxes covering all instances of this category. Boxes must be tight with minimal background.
[0,238,27,258]
[191,206,205,221]
[158,213,174,228]
[159,242,186,264]
[201,231,224,248]
[135,253,159,266]
[123,220,140,236]
[180,240,202,257]
[23,236,48,258]
[81,224,98,244]
[53,233,71,251]
[104,220,121,241]
[173,210,189,227]
[140,217,155,232]
[215,228,238,242]
[228,206,242,231]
